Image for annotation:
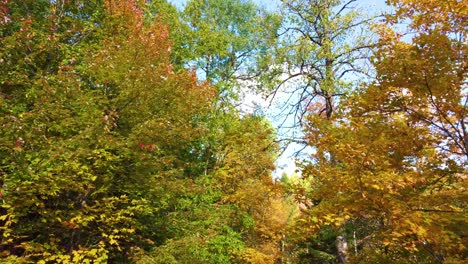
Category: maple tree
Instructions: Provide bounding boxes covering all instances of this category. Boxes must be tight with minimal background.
[294,0,467,263]
[0,0,212,262]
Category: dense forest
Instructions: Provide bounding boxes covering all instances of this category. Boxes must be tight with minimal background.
[0,0,466,263]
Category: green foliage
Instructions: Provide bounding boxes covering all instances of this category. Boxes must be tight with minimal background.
[0,0,229,262]
[134,113,288,263]
[258,0,375,120]
[1,1,287,262]
[180,0,281,105]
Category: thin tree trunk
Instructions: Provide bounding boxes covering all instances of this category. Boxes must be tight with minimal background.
[337,235,348,263]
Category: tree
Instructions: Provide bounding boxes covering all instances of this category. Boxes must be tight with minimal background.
[297,0,467,262]
[375,0,468,160]
[0,0,322,263]
[261,0,375,125]
[266,1,377,261]
[0,0,215,262]
[181,0,281,104]
[131,114,291,264]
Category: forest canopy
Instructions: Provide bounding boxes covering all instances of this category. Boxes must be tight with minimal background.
[0,0,466,263]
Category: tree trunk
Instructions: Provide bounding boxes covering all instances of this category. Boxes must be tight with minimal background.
[337,235,348,264]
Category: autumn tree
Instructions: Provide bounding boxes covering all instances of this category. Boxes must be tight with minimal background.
[296,0,467,263]
[262,1,377,261]
[0,0,214,262]
[135,113,293,264]
[1,0,291,263]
